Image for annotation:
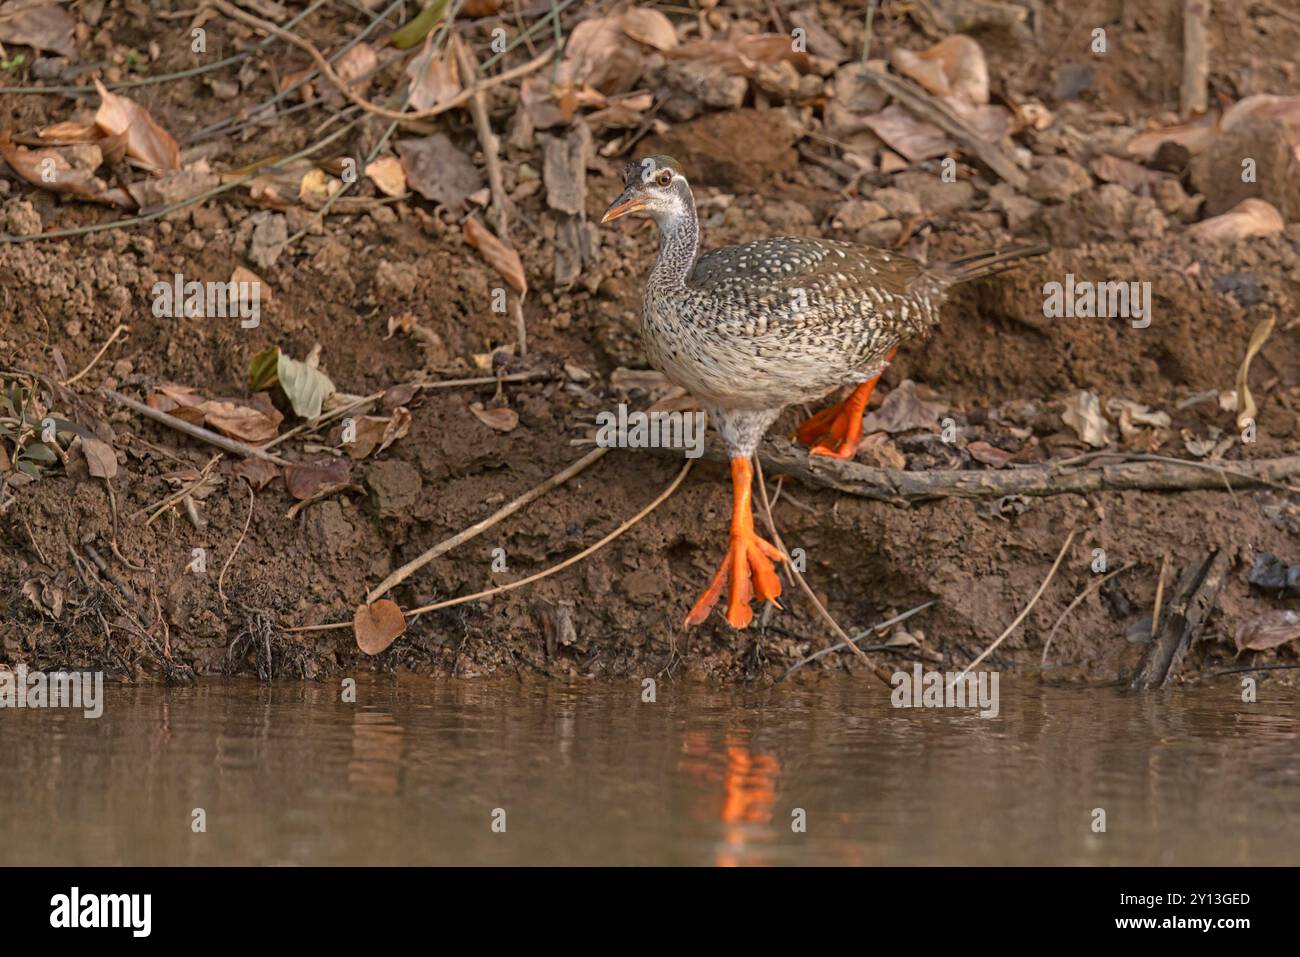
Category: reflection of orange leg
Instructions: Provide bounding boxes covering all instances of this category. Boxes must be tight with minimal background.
[685,457,786,630]
[797,348,897,460]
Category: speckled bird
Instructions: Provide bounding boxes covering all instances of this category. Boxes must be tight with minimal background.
[602,155,1046,630]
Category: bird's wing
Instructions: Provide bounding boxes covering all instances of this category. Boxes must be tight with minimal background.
[687,237,928,336]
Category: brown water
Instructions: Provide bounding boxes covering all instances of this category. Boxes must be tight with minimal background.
[1,676,1296,866]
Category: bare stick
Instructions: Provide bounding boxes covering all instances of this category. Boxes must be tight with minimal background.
[288,455,690,633]
[366,446,610,603]
[780,599,936,682]
[63,323,129,387]
[630,441,1300,499]
[1040,561,1135,667]
[754,455,893,685]
[218,481,255,611]
[208,0,556,122]
[454,32,511,238]
[102,389,291,465]
[950,528,1077,686]
[1130,550,1229,690]
[1151,551,1170,636]
[1181,0,1211,116]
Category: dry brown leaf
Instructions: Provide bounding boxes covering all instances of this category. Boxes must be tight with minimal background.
[463,216,527,294]
[559,15,645,94]
[200,396,283,443]
[346,407,412,459]
[966,441,1012,468]
[354,599,407,655]
[1234,610,1300,652]
[232,457,281,490]
[1125,119,1218,161]
[861,104,954,161]
[35,121,101,143]
[620,8,678,51]
[365,155,406,196]
[0,132,123,204]
[858,431,906,469]
[93,79,180,172]
[284,459,351,500]
[1188,198,1285,242]
[0,0,76,58]
[1234,316,1276,431]
[335,42,378,97]
[405,31,461,111]
[1061,390,1113,448]
[470,402,518,433]
[78,435,118,480]
[397,133,481,208]
[861,380,942,434]
[890,35,988,105]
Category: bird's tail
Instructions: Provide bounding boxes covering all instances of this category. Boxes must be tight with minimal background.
[940,243,1050,284]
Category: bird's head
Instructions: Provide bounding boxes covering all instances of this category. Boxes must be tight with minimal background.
[601,154,692,225]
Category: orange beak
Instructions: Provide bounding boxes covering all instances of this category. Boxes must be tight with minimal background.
[601,189,645,223]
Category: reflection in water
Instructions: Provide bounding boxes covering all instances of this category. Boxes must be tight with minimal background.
[0,676,1296,866]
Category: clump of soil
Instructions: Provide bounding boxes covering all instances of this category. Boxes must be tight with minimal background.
[1,0,1298,687]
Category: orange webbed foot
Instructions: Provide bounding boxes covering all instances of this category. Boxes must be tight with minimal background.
[685,528,786,629]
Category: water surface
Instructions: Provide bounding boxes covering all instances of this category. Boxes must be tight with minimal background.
[2,676,1296,865]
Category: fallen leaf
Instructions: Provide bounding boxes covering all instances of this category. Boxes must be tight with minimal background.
[890,35,988,105]
[247,346,280,391]
[861,380,942,434]
[1188,198,1284,242]
[858,431,906,469]
[558,15,645,95]
[396,133,482,208]
[861,104,954,161]
[0,132,122,204]
[966,440,1012,468]
[78,435,118,479]
[232,457,281,490]
[620,8,677,51]
[346,406,412,459]
[1061,390,1112,448]
[470,402,518,432]
[0,0,76,58]
[277,350,336,420]
[201,395,283,443]
[405,30,460,111]
[299,167,343,208]
[354,599,407,655]
[284,459,351,500]
[93,78,181,172]
[462,216,527,295]
[1234,315,1276,431]
[125,162,219,212]
[1234,610,1300,653]
[365,154,406,197]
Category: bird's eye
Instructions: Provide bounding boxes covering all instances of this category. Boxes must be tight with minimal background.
[656,170,672,187]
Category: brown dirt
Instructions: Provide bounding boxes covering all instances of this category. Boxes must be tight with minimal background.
[2,1,1298,687]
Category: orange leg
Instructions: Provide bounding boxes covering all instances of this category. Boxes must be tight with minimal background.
[797,348,896,460]
[685,457,787,630]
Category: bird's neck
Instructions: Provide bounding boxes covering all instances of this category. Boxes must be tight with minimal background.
[650,200,699,290]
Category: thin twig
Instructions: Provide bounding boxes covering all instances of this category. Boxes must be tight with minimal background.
[102,389,291,465]
[1040,562,1135,667]
[366,446,610,602]
[62,323,128,387]
[950,528,1077,687]
[218,480,255,611]
[1151,551,1170,637]
[780,600,937,682]
[754,455,892,684]
[287,456,691,632]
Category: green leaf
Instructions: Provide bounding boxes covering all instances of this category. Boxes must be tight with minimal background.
[391,0,450,49]
[21,442,56,464]
[16,459,42,477]
[248,346,281,391]
[276,352,335,420]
